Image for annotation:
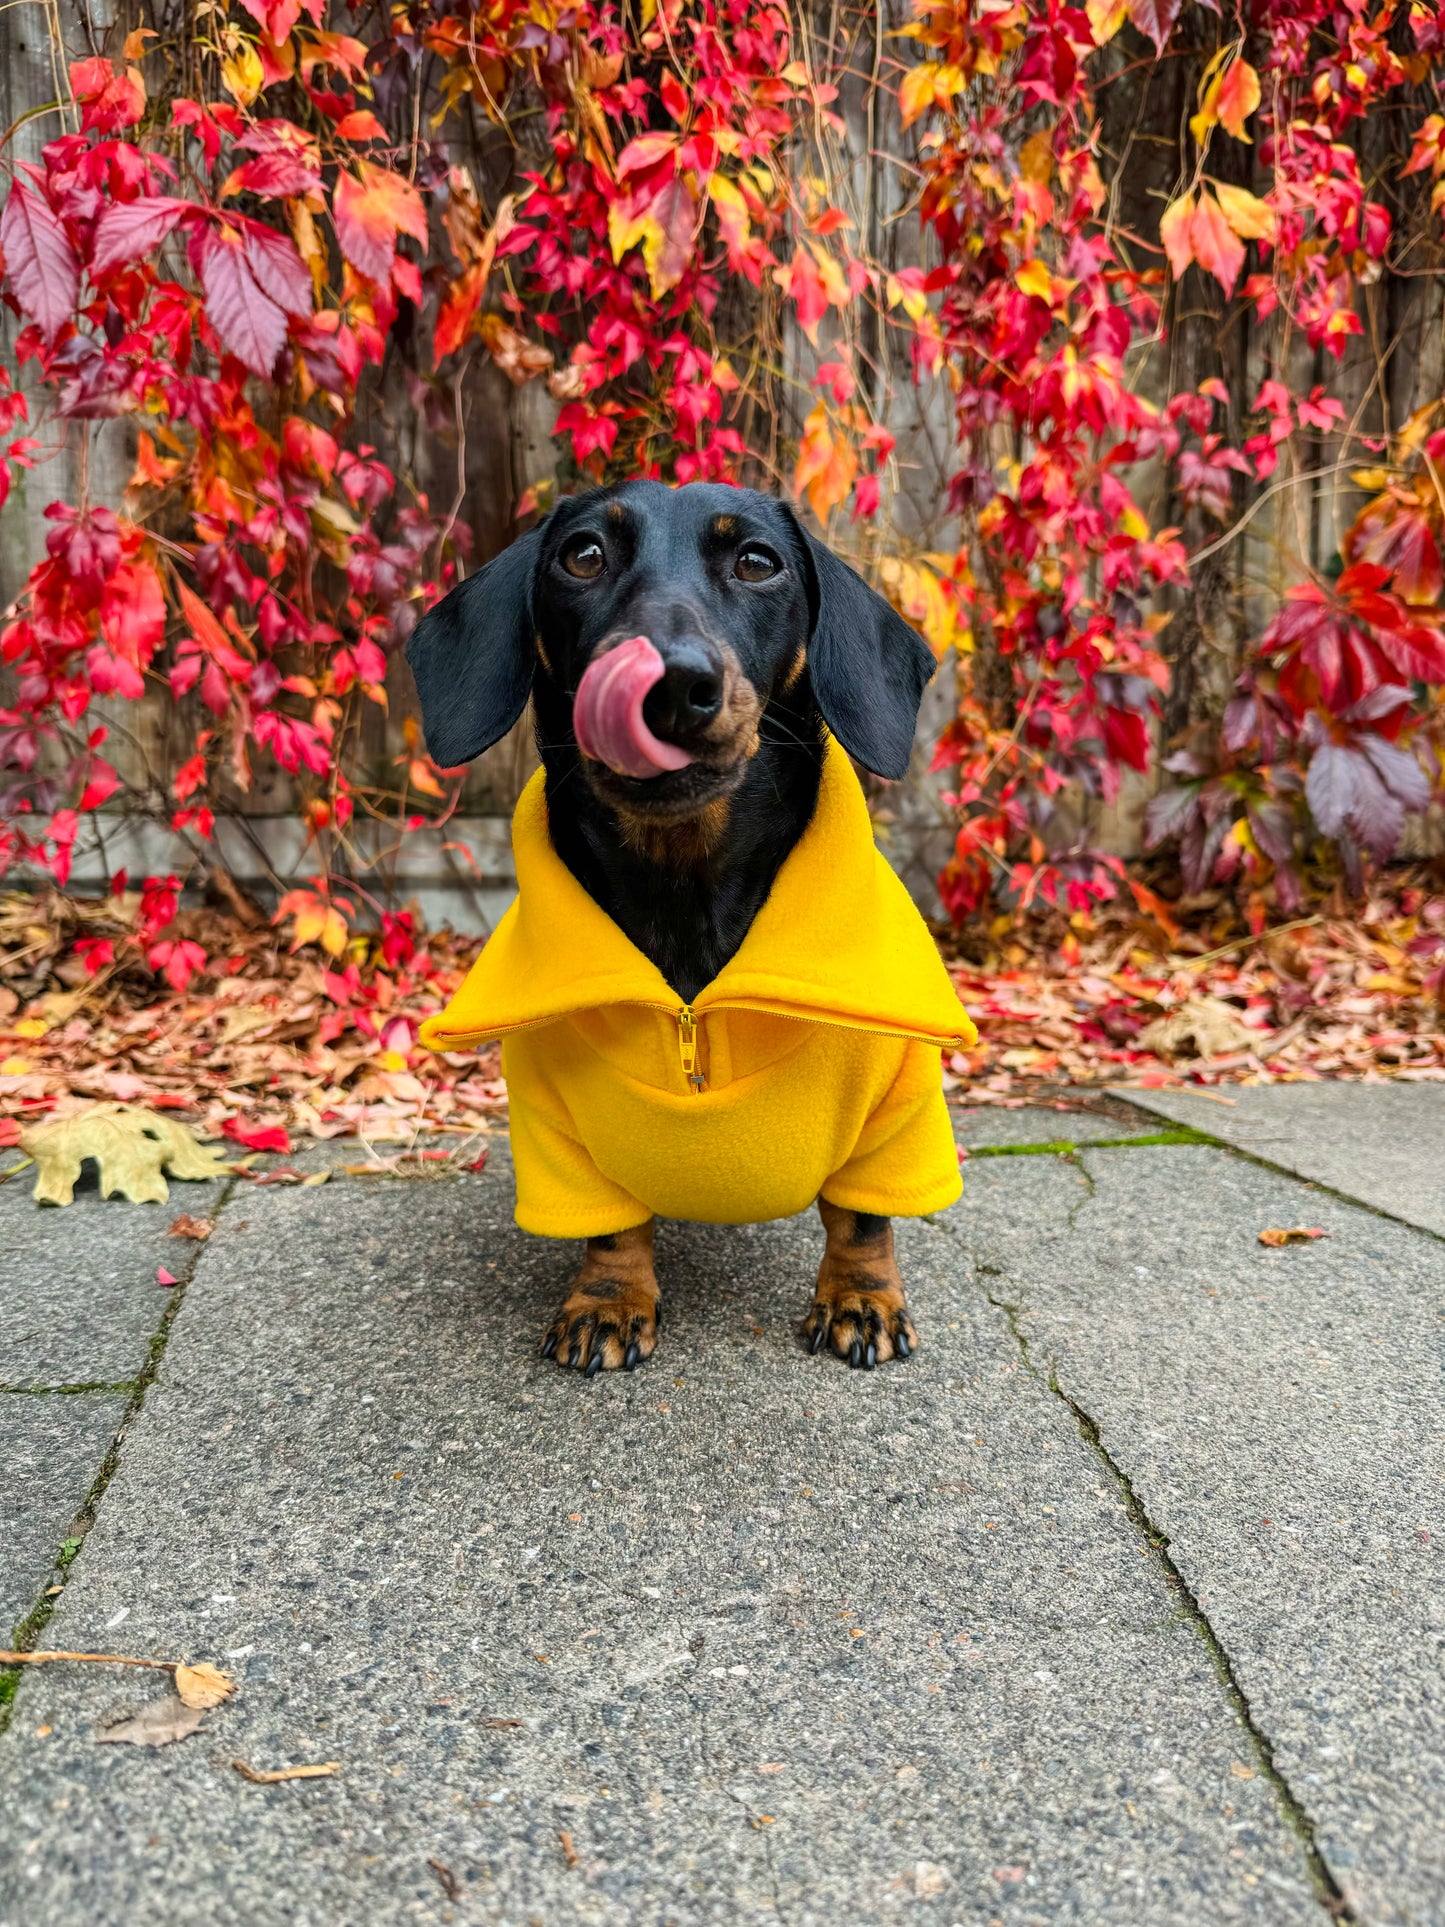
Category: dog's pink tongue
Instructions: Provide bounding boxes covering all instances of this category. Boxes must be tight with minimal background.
[573,635,694,780]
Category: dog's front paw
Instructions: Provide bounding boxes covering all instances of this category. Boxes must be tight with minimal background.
[541,1280,659,1377]
[802,1279,917,1371]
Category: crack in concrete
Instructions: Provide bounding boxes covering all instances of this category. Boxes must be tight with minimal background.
[1129,1121,1445,1246]
[928,1203,1356,1925]
[0,1172,240,1735]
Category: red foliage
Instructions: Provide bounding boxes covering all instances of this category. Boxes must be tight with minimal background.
[0,0,1442,957]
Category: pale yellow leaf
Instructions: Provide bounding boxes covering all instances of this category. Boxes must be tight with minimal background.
[174,1661,237,1710]
[1213,180,1276,243]
[19,1105,234,1208]
[220,43,263,108]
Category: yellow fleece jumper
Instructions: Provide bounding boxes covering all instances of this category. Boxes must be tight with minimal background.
[420,737,977,1237]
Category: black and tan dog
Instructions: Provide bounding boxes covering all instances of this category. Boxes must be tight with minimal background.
[407,481,975,1374]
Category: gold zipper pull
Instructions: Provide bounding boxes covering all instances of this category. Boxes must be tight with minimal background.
[677,1006,706,1092]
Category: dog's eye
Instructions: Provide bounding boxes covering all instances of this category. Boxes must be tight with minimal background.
[561,537,606,581]
[735,547,780,583]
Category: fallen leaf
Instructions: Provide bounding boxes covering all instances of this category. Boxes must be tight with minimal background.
[482,1717,522,1729]
[18,1105,233,1206]
[1230,1759,1256,1779]
[156,1266,178,1287]
[1257,1226,1327,1247]
[232,1758,340,1784]
[1138,997,1257,1061]
[169,1213,214,1240]
[174,1660,236,1708]
[558,1830,579,1868]
[96,1694,205,1747]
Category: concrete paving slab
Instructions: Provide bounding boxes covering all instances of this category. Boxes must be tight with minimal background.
[945,1144,1445,1926]
[1,1392,126,1634]
[1119,1083,1445,1237]
[0,1151,1320,1926]
[0,1167,228,1387]
[952,1105,1158,1149]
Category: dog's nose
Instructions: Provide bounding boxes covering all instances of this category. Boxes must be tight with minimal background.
[642,641,724,743]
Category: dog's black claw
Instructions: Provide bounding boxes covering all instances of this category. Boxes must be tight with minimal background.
[624,1341,640,1371]
[541,1332,558,1359]
[895,1331,911,1359]
[848,1339,862,1369]
[810,1323,826,1355]
[585,1347,604,1378]
[864,1342,877,1370]
[567,1339,582,1368]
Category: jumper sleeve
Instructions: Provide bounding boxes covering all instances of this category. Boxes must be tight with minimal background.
[501,1034,653,1239]
[820,1041,962,1219]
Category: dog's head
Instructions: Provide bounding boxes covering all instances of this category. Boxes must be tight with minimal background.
[406,481,935,820]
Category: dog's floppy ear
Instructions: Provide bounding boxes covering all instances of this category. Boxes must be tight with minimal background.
[784,512,937,781]
[405,524,546,768]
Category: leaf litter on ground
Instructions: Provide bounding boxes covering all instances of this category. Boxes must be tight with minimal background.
[0,1649,237,1746]
[1258,1226,1328,1247]
[1,883,1441,1156]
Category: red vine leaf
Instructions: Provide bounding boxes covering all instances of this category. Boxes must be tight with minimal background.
[1125,0,1182,54]
[0,183,79,341]
[240,220,313,316]
[90,196,194,278]
[199,229,287,377]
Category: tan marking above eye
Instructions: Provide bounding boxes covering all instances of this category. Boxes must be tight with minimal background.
[713,514,737,537]
[607,501,628,524]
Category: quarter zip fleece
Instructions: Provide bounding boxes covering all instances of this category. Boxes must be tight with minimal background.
[421,736,977,1237]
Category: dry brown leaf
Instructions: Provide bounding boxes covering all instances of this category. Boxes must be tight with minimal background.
[96,1694,205,1748]
[558,1830,579,1869]
[232,1759,340,1784]
[217,1005,279,1045]
[1137,998,1258,1062]
[174,1660,236,1708]
[168,1213,214,1241]
[1258,1226,1327,1247]
[19,1105,234,1206]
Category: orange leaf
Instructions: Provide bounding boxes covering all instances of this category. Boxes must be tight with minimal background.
[1160,191,1195,279]
[1189,190,1244,295]
[899,63,938,130]
[1258,1226,1326,1247]
[434,263,485,362]
[333,110,387,141]
[333,163,427,284]
[1215,58,1261,141]
[793,405,858,524]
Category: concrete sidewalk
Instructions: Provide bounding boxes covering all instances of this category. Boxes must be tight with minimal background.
[1,1088,1441,1925]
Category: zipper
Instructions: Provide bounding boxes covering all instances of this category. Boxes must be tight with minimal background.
[429,1000,970,1072]
[676,1005,706,1093]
